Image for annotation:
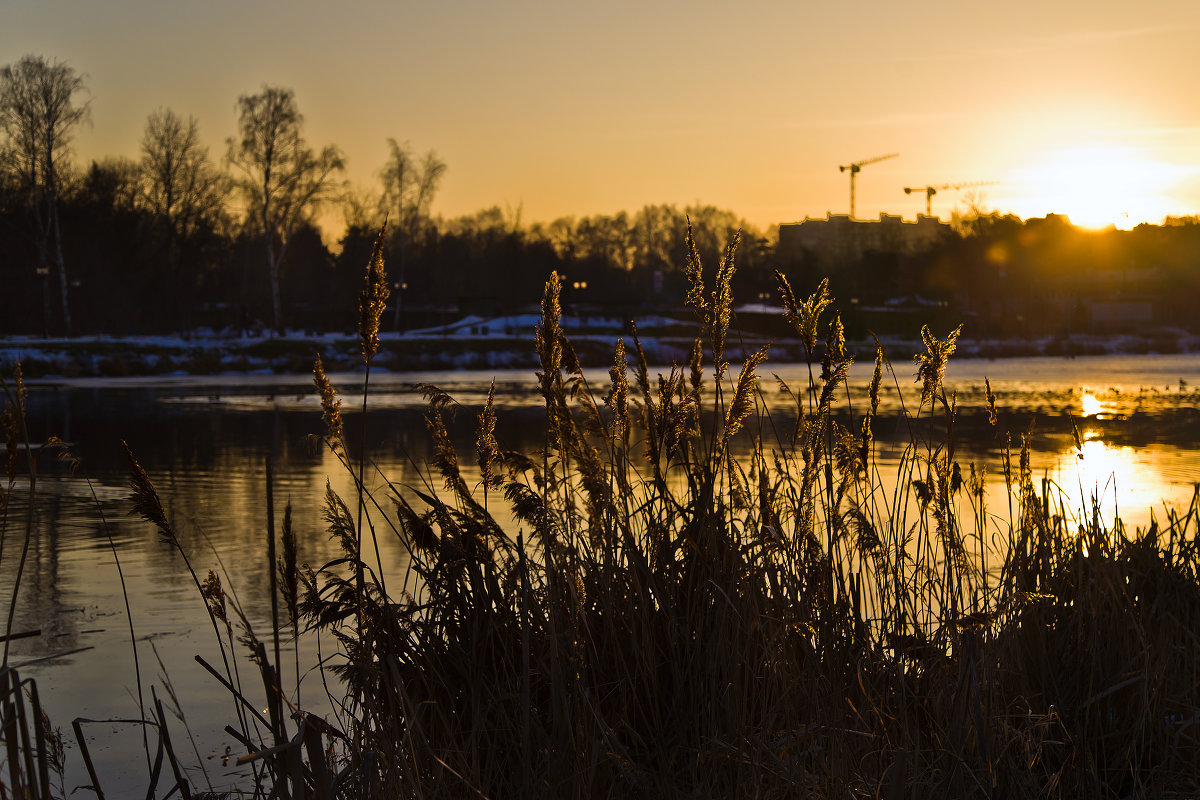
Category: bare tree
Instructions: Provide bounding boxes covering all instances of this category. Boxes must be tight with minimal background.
[139,108,226,326]
[0,55,89,336]
[227,86,343,332]
[379,139,446,329]
[140,109,225,241]
[340,184,383,232]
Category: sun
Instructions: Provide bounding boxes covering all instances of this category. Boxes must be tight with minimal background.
[1007,145,1189,229]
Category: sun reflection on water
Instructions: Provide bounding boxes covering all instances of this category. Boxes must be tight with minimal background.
[1080,391,1104,418]
[1054,433,1153,528]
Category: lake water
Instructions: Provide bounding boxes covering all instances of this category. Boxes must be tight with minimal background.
[4,353,1200,795]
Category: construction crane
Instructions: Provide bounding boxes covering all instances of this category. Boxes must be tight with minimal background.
[839,153,898,218]
[904,182,996,217]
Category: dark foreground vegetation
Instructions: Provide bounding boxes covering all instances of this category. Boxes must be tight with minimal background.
[3,229,1200,799]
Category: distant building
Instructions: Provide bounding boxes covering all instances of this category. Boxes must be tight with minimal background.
[777,213,950,265]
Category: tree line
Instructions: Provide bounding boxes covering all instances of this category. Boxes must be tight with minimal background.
[5,54,1200,340]
[0,54,781,337]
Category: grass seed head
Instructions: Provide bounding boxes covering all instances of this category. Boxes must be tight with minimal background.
[476,380,502,490]
[710,230,740,377]
[723,346,768,443]
[358,224,391,362]
[279,503,298,625]
[781,276,832,358]
[985,377,999,428]
[821,313,848,384]
[606,338,629,439]
[683,218,709,323]
[313,355,344,450]
[776,270,799,326]
[535,272,563,401]
[202,569,228,624]
[869,344,885,418]
[123,440,177,548]
[914,324,962,407]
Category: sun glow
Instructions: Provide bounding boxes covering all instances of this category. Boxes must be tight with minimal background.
[1074,438,1125,498]
[1006,145,1191,229]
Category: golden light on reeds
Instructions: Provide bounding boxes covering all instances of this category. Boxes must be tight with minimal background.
[313,355,344,450]
[358,226,390,362]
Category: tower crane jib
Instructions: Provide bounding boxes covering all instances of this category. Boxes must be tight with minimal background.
[903,181,997,217]
[839,153,898,219]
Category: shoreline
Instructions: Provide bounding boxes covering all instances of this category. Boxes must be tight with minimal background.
[3,323,1199,380]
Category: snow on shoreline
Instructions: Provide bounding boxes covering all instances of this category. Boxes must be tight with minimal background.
[3,315,1199,384]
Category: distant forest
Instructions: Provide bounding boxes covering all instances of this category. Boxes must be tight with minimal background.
[4,55,1200,340]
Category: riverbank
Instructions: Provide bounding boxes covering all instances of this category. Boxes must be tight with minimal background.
[3,313,1198,378]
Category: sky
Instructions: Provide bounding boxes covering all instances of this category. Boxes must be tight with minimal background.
[5,0,1200,233]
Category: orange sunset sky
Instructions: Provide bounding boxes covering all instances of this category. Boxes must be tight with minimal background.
[5,0,1200,232]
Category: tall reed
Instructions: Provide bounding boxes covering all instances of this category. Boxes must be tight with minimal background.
[279,229,1200,798]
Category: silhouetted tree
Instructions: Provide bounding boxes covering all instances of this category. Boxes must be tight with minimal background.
[379,139,446,329]
[0,55,89,336]
[227,86,343,331]
[139,108,226,325]
[63,158,151,332]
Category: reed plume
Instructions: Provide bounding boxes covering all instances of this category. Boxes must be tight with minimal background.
[778,273,831,359]
[201,569,228,625]
[476,380,502,491]
[358,224,390,362]
[710,229,740,377]
[323,480,357,557]
[722,346,768,443]
[313,355,344,451]
[817,316,853,415]
[123,440,176,546]
[278,503,298,628]
[688,337,704,400]
[535,271,563,402]
[914,323,962,407]
[820,313,847,384]
[606,338,629,440]
[985,377,999,428]
[869,342,884,418]
[682,219,709,323]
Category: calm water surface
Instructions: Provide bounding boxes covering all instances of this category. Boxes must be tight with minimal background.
[4,353,1200,794]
